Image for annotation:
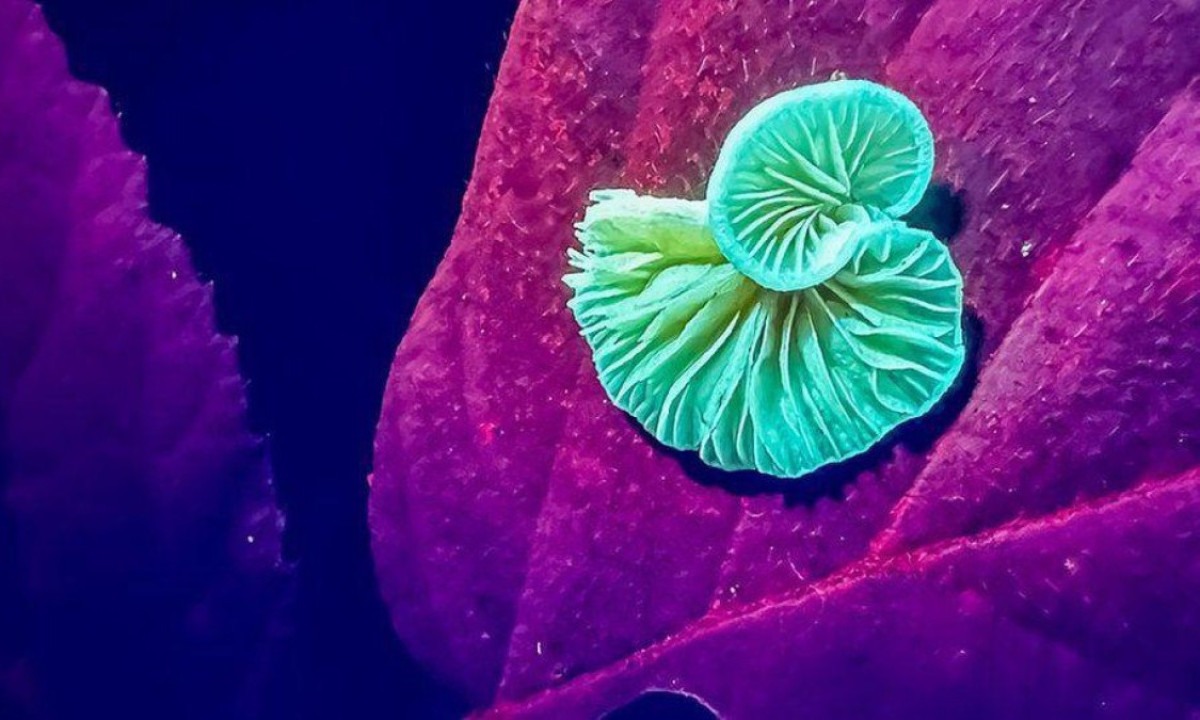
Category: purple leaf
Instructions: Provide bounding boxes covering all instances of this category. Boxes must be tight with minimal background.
[488,467,1200,718]
[370,0,1200,715]
[0,2,287,717]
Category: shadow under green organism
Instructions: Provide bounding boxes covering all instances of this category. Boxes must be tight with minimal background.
[903,182,965,243]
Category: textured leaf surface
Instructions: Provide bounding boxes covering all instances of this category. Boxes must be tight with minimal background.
[567,191,963,478]
[0,3,287,718]
[371,0,1200,715]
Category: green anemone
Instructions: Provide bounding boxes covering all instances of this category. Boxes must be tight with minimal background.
[565,80,964,479]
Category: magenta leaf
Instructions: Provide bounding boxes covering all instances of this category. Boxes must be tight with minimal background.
[0,2,287,717]
[370,0,1200,715]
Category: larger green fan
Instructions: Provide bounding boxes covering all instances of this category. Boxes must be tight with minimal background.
[565,80,963,479]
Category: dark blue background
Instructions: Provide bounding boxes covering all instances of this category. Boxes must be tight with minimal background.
[36,1,518,717]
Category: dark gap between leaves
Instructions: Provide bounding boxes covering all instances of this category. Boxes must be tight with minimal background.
[33,2,516,718]
[602,690,720,720]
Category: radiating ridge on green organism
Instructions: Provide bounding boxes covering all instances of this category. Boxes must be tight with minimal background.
[565,79,962,480]
[708,80,934,291]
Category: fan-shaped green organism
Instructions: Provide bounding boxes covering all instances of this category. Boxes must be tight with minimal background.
[567,190,963,478]
[565,80,963,479]
[708,80,934,291]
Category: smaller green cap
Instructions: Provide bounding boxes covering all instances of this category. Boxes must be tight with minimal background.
[707,80,935,292]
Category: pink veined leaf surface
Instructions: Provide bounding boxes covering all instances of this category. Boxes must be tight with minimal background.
[0,2,288,718]
[370,0,1200,716]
